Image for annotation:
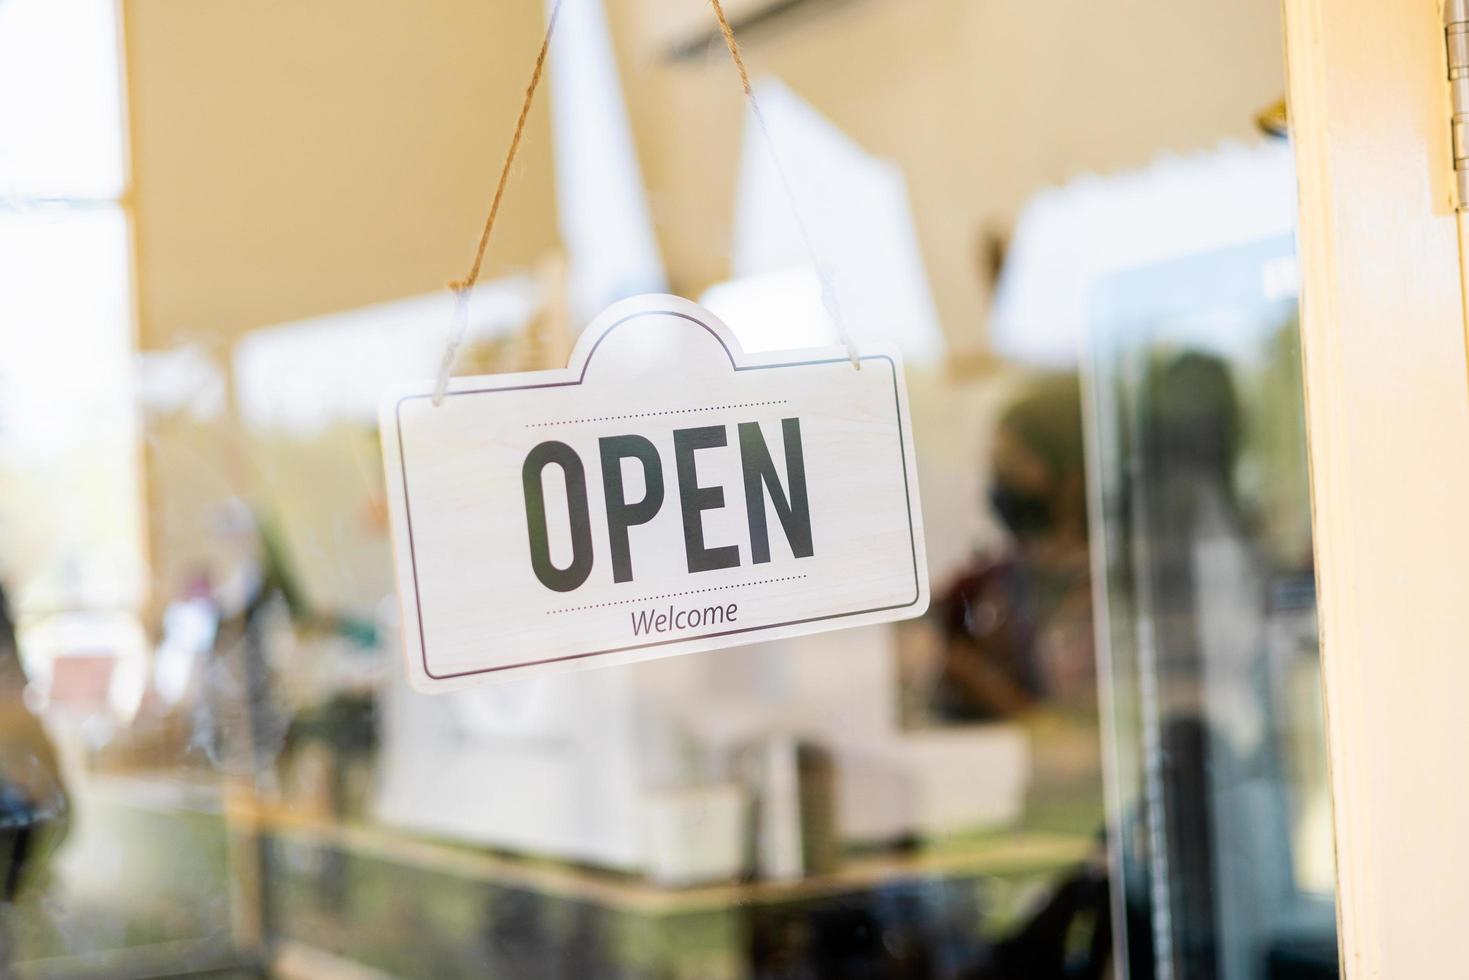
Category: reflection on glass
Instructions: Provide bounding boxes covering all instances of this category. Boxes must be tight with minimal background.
[0,0,1326,974]
[1086,237,1337,980]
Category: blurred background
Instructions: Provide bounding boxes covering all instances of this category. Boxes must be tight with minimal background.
[0,0,1335,977]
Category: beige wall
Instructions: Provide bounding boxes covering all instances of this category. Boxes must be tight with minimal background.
[123,0,559,350]
[613,0,1285,353]
[124,0,1283,354]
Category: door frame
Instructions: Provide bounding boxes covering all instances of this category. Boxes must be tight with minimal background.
[1283,0,1469,974]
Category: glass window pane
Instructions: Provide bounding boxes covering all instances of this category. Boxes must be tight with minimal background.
[0,3,1342,978]
[1087,236,1338,979]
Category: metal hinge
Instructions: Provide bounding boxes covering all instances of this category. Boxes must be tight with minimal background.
[1447,0,1469,208]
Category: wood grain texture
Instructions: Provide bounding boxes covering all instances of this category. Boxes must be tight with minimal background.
[380,295,929,691]
[1284,0,1469,973]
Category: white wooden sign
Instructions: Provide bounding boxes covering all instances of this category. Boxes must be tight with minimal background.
[380,294,928,691]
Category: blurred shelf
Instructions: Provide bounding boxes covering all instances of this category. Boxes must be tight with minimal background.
[227,796,1092,917]
[84,771,1093,917]
[62,771,1091,978]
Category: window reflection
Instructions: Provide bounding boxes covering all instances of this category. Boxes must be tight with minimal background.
[0,1,1335,977]
[1088,238,1337,980]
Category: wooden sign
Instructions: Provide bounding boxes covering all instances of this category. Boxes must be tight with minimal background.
[380,294,928,690]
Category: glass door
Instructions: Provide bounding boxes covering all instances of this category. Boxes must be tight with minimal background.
[1086,237,1336,980]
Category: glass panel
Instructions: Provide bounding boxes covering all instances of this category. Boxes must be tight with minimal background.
[1086,237,1338,979]
[0,0,127,200]
[0,2,1338,978]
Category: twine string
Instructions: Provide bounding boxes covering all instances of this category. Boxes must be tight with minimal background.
[435,0,857,405]
[709,0,858,368]
[435,0,565,405]
[450,0,564,297]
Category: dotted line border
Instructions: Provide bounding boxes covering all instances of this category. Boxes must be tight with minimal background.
[526,400,788,429]
[546,575,808,615]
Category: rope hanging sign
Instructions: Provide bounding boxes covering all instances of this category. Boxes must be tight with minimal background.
[380,2,928,691]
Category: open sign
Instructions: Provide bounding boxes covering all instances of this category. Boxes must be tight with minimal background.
[380,295,928,691]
